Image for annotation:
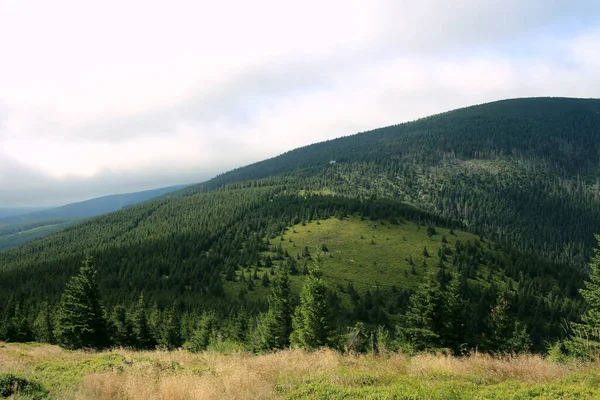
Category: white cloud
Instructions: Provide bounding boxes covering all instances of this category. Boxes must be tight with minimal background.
[0,0,600,206]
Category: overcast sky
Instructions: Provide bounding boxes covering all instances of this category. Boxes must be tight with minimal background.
[1,0,600,206]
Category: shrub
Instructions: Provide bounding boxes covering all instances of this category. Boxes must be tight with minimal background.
[0,373,48,399]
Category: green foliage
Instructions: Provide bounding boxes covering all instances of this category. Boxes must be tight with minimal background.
[131,294,155,349]
[32,302,54,344]
[1,98,598,354]
[157,302,182,350]
[579,234,600,328]
[184,312,218,353]
[398,272,443,350]
[109,305,135,348]
[291,266,334,349]
[257,266,294,351]
[0,373,48,399]
[442,273,467,354]
[565,234,600,359]
[54,257,109,350]
[487,294,531,354]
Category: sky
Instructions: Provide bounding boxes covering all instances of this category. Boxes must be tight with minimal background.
[1,1,600,207]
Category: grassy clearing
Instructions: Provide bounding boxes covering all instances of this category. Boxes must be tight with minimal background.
[1,342,598,399]
[224,215,503,301]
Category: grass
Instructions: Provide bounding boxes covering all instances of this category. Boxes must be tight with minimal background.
[224,215,505,302]
[1,342,599,399]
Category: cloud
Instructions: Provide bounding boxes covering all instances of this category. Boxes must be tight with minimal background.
[1,1,600,206]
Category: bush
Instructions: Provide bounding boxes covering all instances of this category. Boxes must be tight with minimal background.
[0,373,48,399]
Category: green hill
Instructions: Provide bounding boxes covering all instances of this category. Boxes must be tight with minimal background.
[0,184,186,252]
[0,97,597,351]
[186,97,600,266]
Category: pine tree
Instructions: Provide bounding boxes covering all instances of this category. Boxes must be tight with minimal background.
[3,302,34,342]
[185,311,218,352]
[509,321,532,354]
[487,293,515,353]
[290,264,333,349]
[232,307,249,342]
[399,271,443,350]
[157,302,182,350]
[54,257,109,349]
[110,305,135,348]
[566,234,600,358]
[33,301,55,344]
[131,293,155,349]
[262,271,270,287]
[258,266,294,350]
[443,273,467,354]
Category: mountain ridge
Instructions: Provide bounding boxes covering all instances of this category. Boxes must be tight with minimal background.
[0,96,596,351]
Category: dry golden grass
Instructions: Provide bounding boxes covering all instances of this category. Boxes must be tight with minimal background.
[73,348,344,400]
[407,352,584,384]
[1,342,598,399]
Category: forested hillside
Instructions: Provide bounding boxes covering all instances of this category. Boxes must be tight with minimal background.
[0,97,598,354]
[188,97,600,266]
[0,184,186,252]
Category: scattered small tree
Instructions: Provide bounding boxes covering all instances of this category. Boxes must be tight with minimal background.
[426,226,437,238]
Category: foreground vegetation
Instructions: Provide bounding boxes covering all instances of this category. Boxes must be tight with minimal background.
[1,342,599,399]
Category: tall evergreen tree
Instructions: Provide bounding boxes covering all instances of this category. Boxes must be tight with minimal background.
[131,293,155,349]
[54,257,109,349]
[399,271,443,350]
[157,302,182,350]
[110,305,135,348]
[486,293,513,353]
[566,234,600,358]
[258,266,293,350]
[3,302,33,343]
[33,301,55,344]
[290,264,333,349]
[185,311,218,352]
[486,293,531,354]
[443,273,467,354]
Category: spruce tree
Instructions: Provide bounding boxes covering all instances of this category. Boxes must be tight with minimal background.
[579,235,600,328]
[54,257,109,349]
[258,266,293,350]
[110,305,135,348]
[185,311,218,352]
[290,264,333,349]
[33,301,55,344]
[157,302,182,350]
[399,271,443,350]
[486,293,530,354]
[132,293,155,349]
[4,302,34,342]
[443,273,467,354]
[566,234,600,358]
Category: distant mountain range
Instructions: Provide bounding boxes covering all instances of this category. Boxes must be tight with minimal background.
[0,184,187,251]
[0,207,45,219]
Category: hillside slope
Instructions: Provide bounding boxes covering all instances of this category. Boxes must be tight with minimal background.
[185,97,600,265]
[0,97,595,350]
[0,184,187,251]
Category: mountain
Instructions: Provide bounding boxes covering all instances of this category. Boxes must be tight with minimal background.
[184,97,600,266]
[0,185,187,252]
[0,97,597,350]
[0,207,45,219]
